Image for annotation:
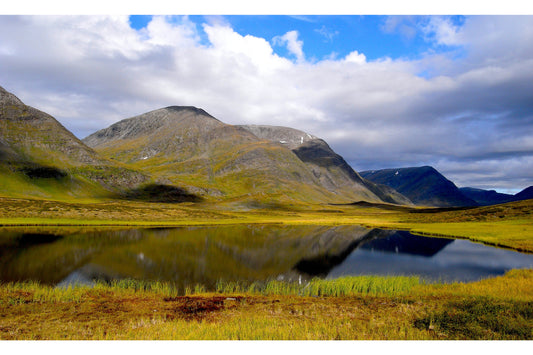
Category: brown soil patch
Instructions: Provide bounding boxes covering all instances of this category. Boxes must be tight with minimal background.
[163,296,245,321]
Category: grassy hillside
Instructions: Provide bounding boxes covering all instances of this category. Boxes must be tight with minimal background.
[240,124,412,205]
[84,107,406,205]
[0,85,151,201]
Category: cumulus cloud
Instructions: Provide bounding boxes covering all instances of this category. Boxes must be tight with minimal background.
[0,15,532,191]
[273,30,305,62]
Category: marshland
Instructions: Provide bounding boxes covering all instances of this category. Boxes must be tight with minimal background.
[1,197,532,340]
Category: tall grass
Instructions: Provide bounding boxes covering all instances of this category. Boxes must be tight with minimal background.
[302,275,421,296]
[95,279,179,297]
[1,280,89,303]
[216,275,421,296]
[1,275,421,305]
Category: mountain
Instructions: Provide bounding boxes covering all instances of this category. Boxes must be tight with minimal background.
[0,85,149,200]
[239,125,412,205]
[514,186,533,201]
[458,187,515,206]
[84,108,410,205]
[360,166,478,207]
[459,186,533,206]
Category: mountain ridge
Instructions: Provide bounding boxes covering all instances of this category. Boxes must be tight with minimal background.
[459,186,533,206]
[360,166,478,207]
[238,125,412,206]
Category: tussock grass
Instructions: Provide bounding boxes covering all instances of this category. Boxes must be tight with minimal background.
[1,280,89,304]
[216,275,421,297]
[99,279,179,297]
[61,275,420,298]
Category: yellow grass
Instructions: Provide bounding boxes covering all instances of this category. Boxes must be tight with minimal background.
[1,270,531,340]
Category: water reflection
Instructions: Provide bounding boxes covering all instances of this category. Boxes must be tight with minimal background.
[0,225,532,288]
[327,231,533,282]
[292,230,454,277]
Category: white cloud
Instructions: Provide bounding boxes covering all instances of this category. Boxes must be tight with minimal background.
[421,16,462,46]
[344,50,366,64]
[273,30,305,62]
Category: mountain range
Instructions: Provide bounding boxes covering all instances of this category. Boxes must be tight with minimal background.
[82,105,409,205]
[361,166,532,207]
[1,84,530,208]
[360,166,478,207]
[1,85,408,206]
[459,186,533,206]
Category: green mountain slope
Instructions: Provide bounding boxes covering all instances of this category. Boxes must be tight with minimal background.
[0,85,149,200]
[84,107,405,205]
[239,125,412,205]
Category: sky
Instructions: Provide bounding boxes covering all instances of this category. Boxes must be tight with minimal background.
[1,3,532,193]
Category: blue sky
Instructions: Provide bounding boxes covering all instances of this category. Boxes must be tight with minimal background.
[129,15,466,63]
[0,14,532,192]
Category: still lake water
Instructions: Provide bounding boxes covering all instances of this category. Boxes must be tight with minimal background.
[1,224,532,289]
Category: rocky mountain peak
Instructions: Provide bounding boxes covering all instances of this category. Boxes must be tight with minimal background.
[238,125,317,150]
[83,106,223,148]
[0,85,24,106]
[165,106,217,120]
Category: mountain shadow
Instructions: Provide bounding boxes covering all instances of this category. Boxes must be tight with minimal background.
[120,183,203,203]
[17,163,67,180]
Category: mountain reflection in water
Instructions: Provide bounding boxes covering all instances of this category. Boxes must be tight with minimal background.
[292,230,453,277]
[0,225,532,288]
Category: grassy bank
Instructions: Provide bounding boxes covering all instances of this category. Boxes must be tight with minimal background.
[1,270,532,340]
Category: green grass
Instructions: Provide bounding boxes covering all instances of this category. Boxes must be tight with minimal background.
[215,275,421,297]
[85,275,421,298]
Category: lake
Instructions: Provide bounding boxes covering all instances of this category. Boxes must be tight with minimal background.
[1,224,532,289]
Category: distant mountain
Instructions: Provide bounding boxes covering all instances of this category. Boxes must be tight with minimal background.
[360,166,478,207]
[514,186,533,201]
[0,85,150,200]
[84,109,409,205]
[239,125,412,205]
[459,186,533,206]
[458,187,515,206]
